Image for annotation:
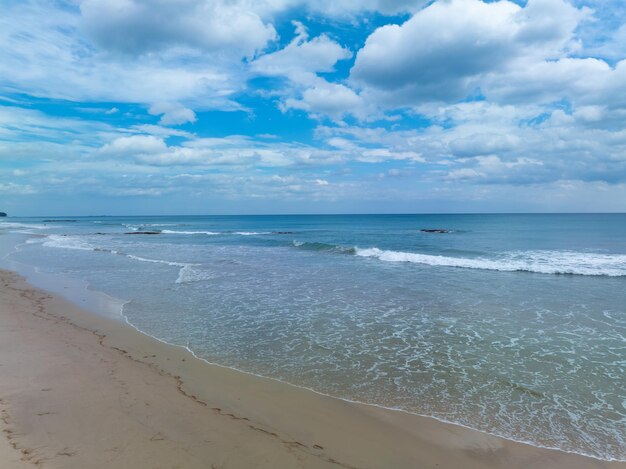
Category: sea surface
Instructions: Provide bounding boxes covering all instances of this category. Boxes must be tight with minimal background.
[1,214,625,460]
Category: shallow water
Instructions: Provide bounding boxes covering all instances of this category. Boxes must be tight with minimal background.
[1,214,625,460]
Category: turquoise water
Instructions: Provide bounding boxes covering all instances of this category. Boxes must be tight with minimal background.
[1,214,625,460]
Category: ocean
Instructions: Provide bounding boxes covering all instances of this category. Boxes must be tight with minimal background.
[0,213,624,460]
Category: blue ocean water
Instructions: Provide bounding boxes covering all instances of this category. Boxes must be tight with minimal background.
[1,214,625,460]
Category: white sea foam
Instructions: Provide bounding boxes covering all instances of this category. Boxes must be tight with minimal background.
[355,248,626,276]
[141,223,183,226]
[36,237,212,284]
[161,230,220,235]
[136,223,184,227]
[126,254,188,267]
[42,235,95,251]
[175,264,216,284]
[0,222,50,231]
[126,254,214,284]
[233,231,269,235]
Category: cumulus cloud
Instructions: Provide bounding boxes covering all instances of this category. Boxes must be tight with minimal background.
[80,0,277,57]
[284,82,364,119]
[252,21,351,79]
[318,97,626,186]
[0,2,244,111]
[98,133,329,167]
[234,0,428,18]
[351,0,590,105]
[252,22,363,118]
[0,183,37,195]
[3,0,626,213]
[100,135,168,156]
[148,103,197,125]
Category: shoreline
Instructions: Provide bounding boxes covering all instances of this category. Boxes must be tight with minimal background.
[1,267,624,468]
[7,241,622,463]
[119,305,625,464]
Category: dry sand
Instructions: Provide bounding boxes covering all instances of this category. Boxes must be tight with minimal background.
[0,268,623,468]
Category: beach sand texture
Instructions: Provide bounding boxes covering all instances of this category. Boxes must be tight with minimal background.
[0,269,623,469]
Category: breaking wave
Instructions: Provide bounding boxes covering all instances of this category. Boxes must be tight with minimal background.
[38,235,214,284]
[355,247,626,277]
[292,241,356,254]
[233,231,270,235]
[0,222,50,231]
[42,234,96,251]
[161,230,220,235]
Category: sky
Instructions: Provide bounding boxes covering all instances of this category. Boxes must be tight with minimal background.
[1,0,626,215]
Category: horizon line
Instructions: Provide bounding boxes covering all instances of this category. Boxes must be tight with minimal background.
[4,211,626,218]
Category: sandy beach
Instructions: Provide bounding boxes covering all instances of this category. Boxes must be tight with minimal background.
[0,268,623,469]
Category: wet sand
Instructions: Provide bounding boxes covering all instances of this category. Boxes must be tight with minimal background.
[0,268,623,468]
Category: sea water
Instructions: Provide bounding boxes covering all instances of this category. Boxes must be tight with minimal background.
[1,214,624,460]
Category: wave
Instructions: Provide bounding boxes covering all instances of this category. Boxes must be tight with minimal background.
[40,235,123,255]
[0,222,50,231]
[124,223,189,231]
[42,235,96,251]
[33,232,626,278]
[31,234,216,284]
[355,248,626,276]
[98,222,187,227]
[124,255,218,284]
[161,230,220,235]
[175,264,216,284]
[233,231,270,236]
[162,230,268,236]
[123,255,216,284]
[93,225,267,236]
[125,254,187,267]
[292,241,356,254]
[133,223,187,227]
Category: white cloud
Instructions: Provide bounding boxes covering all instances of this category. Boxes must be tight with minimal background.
[149,103,197,125]
[3,0,626,213]
[483,57,613,105]
[252,22,363,118]
[0,1,256,112]
[80,0,277,58]
[235,0,428,18]
[252,21,351,80]
[100,135,167,156]
[284,82,364,119]
[0,183,37,195]
[316,97,626,185]
[351,0,590,106]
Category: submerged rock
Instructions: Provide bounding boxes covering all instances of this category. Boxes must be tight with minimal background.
[0,212,6,217]
[420,229,449,233]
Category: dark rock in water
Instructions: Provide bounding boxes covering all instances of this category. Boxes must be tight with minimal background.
[420,229,449,233]
[0,212,6,217]
[125,231,161,235]
[43,219,77,222]
[272,231,295,235]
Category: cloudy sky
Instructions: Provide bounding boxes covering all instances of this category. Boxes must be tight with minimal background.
[1,0,626,215]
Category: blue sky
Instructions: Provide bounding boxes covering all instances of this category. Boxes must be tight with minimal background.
[1,0,626,215]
